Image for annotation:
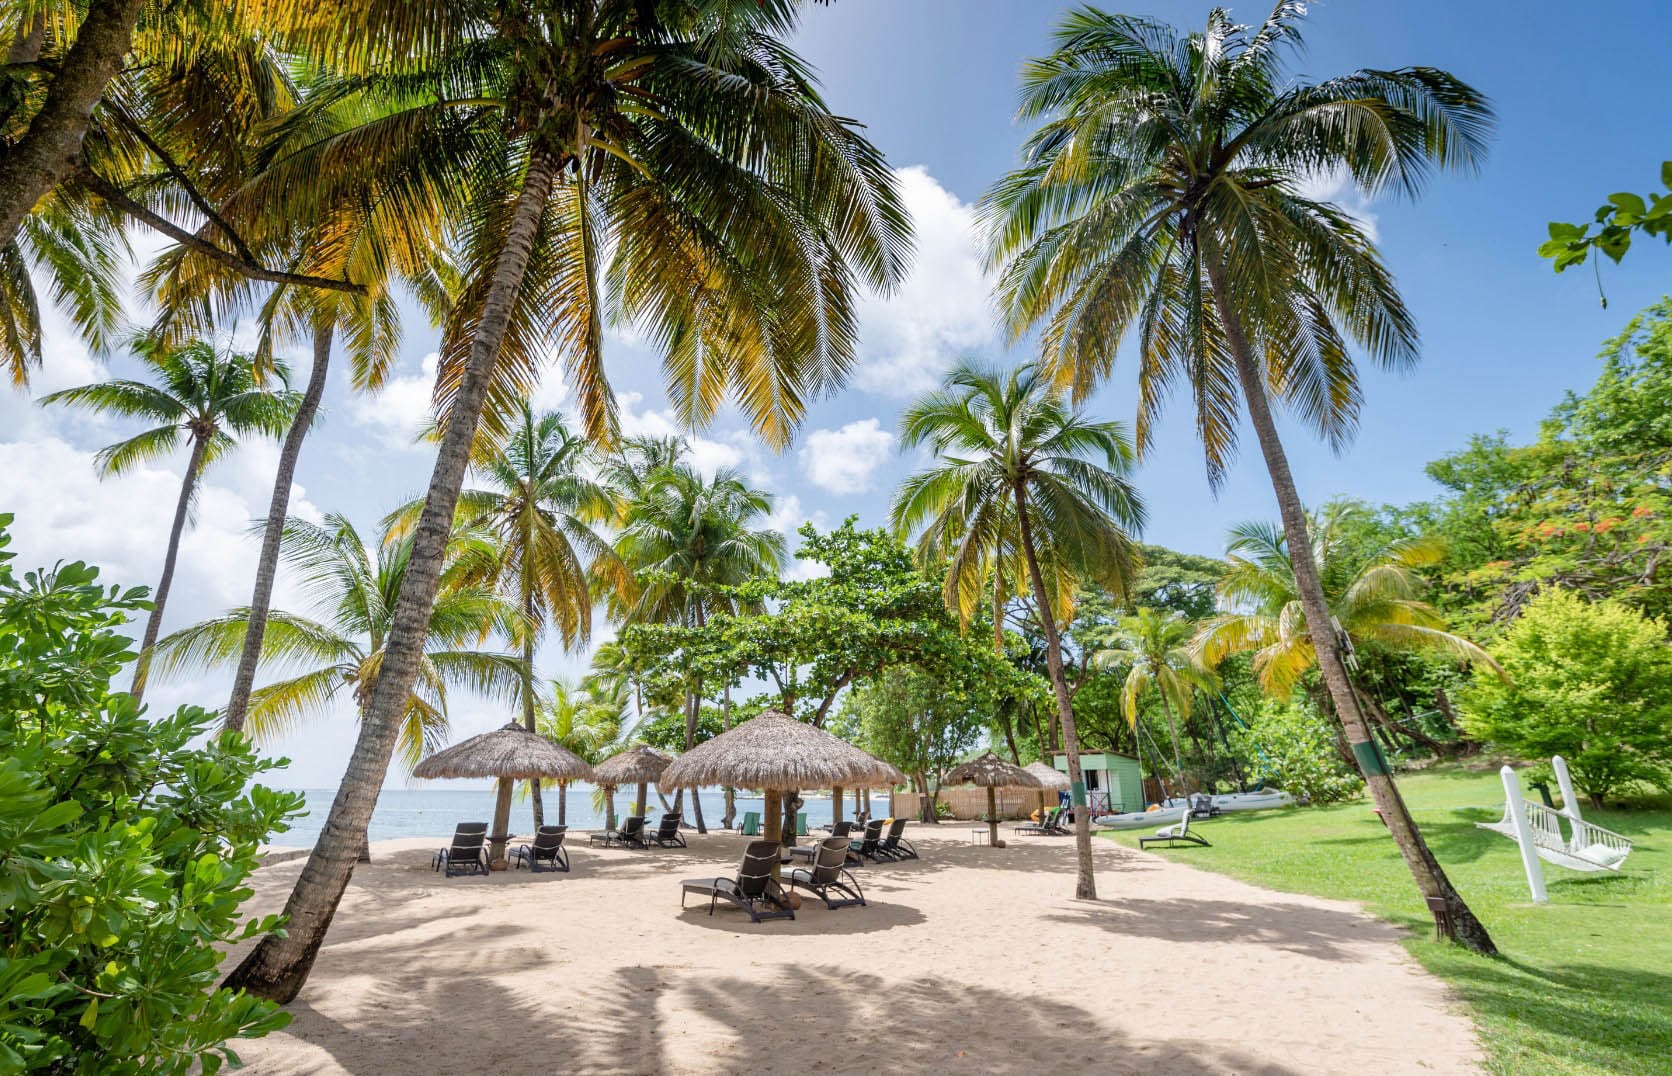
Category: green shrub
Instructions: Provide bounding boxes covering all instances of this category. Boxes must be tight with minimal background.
[1460,588,1672,806]
[0,514,303,1073]
[1228,700,1364,805]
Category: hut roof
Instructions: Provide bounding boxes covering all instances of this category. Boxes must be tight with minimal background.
[414,722,593,782]
[943,750,1044,790]
[659,711,901,791]
[592,744,671,787]
[1023,760,1071,790]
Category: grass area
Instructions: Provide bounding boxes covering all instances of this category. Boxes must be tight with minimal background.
[1102,764,1671,1075]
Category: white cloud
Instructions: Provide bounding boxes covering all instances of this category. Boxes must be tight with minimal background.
[852,166,996,397]
[799,417,894,495]
[348,351,438,450]
[1295,166,1380,242]
[617,391,749,477]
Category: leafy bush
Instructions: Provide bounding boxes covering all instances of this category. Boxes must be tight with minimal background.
[1460,588,1672,806]
[1228,700,1364,805]
[0,514,303,1073]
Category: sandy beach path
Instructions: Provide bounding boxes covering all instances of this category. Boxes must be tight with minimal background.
[230,828,1480,1075]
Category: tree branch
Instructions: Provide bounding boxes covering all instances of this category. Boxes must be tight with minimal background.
[105,104,258,264]
[79,169,365,295]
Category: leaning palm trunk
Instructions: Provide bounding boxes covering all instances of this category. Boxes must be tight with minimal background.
[1206,258,1494,954]
[1014,484,1096,900]
[224,151,562,1001]
[1156,691,1186,793]
[720,683,736,829]
[522,592,544,827]
[224,321,333,733]
[132,435,207,703]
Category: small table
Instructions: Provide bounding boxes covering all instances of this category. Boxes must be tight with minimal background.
[970,828,991,846]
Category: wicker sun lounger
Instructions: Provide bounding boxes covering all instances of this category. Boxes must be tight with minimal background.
[431,822,491,878]
[643,813,687,848]
[787,836,867,910]
[680,840,795,923]
[511,825,570,872]
[591,815,646,848]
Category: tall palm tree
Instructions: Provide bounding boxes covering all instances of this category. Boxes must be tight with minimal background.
[892,362,1145,900]
[393,402,621,825]
[613,461,784,831]
[1095,607,1214,792]
[1194,507,1501,723]
[983,4,1497,951]
[39,337,298,701]
[535,676,626,825]
[148,513,524,771]
[227,3,909,1001]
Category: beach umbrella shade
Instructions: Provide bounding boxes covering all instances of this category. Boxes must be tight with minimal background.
[1024,760,1071,815]
[593,745,671,824]
[943,751,1044,847]
[660,710,901,869]
[415,722,594,863]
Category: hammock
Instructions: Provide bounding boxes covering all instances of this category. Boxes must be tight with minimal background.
[1478,795,1633,872]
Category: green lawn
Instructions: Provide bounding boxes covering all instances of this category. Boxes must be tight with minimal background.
[1102,766,1671,1075]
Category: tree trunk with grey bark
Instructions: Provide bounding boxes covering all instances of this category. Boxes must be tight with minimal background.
[131,435,207,704]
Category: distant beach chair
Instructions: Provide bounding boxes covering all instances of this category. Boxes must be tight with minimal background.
[788,819,854,864]
[788,836,867,911]
[680,840,795,923]
[591,815,646,848]
[876,817,918,861]
[796,811,809,836]
[1140,810,1210,850]
[848,818,886,863]
[739,811,761,836]
[1016,807,1063,837]
[1187,792,1220,820]
[643,813,687,848]
[512,825,570,873]
[432,822,490,878]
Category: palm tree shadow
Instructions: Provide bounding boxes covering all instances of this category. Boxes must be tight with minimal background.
[1044,897,1393,963]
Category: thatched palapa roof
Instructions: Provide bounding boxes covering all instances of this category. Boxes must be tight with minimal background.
[943,751,1044,790]
[592,744,671,787]
[1024,760,1071,790]
[658,710,902,791]
[414,722,593,781]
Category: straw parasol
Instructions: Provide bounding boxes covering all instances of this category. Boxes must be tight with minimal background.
[660,711,901,864]
[415,722,593,864]
[592,745,671,825]
[942,751,1043,848]
[1024,759,1071,816]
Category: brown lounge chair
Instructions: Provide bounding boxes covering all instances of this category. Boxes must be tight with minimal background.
[1016,807,1064,837]
[789,819,854,862]
[847,818,886,863]
[680,841,794,923]
[787,836,867,910]
[875,818,918,861]
[643,813,687,848]
[591,815,645,848]
[512,825,570,872]
[432,822,490,878]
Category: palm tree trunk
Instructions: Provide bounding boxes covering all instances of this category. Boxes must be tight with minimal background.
[557,782,567,826]
[225,320,333,734]
[522,591,544,828]
[721,683,736,829]
[0,0,145,246]
[131,434,207,703]
[1156,689,1186,792]
[684,684,706,833]
[1205,256,1495,954]
[1013,481,1097,900]
[223,150,563,1001]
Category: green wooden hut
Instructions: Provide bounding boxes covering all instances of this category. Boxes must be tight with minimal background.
[1052,752,1145,815]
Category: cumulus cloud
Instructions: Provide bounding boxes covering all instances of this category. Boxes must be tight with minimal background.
[799,417,894,495]
[617,391,750,477]
[851,166,996,397]
[347,351,439,450]
[1295,166,1380,242]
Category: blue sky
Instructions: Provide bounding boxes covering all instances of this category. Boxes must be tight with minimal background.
[2,0,1668,787]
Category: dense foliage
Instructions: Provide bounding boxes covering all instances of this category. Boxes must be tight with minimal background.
[1227,701,1364,805]
[1460,589,1672,806]
[0,515,301,1072]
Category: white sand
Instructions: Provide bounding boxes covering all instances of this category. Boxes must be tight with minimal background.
[230,827,1480,1075]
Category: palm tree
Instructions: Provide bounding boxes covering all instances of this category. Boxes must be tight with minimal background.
[535,676,625,825]
[1194,507,1501,748]
[228,1,910,1002]
[613,461,784,831]
[393,402,621,825]
[0,190,126,387]
[983,4,1497,951]
[892,362,1145,900]
[1095,607,1214,793]
[148,513,524,771]
[39,337,298,701]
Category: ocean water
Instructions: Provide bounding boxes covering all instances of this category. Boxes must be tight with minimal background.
[273,785,895,848]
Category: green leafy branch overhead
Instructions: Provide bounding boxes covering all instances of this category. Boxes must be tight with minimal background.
[1542,161,1672,306]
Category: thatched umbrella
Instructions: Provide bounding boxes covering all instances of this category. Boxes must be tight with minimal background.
[943,751,1043,848]
[593,745,670,826]
[1024,759,1071,816]
[659,711,900,871]
[414,722,593,864]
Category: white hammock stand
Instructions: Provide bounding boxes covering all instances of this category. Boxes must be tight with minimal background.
[1477,756,1633,902]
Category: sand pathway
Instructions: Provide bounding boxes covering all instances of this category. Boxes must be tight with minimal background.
[232,827,1480,1075]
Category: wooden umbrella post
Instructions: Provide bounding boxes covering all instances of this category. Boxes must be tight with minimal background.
[987,785,1003,848]
[832,784,844,825]
[490,776,515,868]
[762,788,783,879]
[636,780,648,819]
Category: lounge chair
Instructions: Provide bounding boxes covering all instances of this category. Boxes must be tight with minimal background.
[679,841,794,923]
[1140,809,1211,849]
[643,813,687,849]
[796,811,809,836]
[1187,792,1220,821]
[590,815,646,848]
[431,822,490,878]
[847,818,886,863]
[788,820,854,863]
[876,817,918,861]
[511,825,570,872]
[787,836,867,911]
[739,811,761,836]
[1016,807,1063,837]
